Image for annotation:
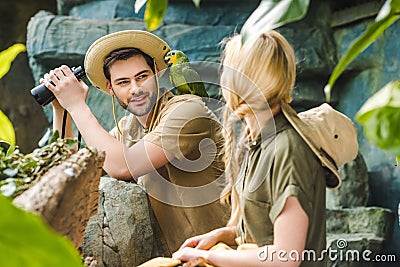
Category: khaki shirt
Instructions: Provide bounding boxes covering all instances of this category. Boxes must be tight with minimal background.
[110,91,229,254]
[236,112,326,267]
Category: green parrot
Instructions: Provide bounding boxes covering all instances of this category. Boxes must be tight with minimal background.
[164,50,209,97]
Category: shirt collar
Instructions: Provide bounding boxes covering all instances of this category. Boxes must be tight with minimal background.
[143,89,174,133]
[246,111,289,150]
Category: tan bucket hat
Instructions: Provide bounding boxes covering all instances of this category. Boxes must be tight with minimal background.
[84,30,170,94]
[281,101,359,189]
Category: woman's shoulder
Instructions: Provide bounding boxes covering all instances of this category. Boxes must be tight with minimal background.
[274,121,319,163]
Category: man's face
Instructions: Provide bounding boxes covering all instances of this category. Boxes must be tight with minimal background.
[107,55,157,116]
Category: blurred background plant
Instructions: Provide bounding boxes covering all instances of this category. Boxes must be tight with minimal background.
[0,45,83,266]
[0,194,84,267]
[0,43,26,145]
[0,131,78,199]
[322,0,399,163]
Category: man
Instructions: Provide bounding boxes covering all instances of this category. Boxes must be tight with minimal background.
[45,30,228,254]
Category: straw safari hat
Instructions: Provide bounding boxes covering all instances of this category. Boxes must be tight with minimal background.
[84,30,170,94]
[281,101,359,189]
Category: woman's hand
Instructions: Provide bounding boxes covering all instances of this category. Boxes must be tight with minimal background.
[179,227,236,251]
[172,247,211,264]
[43,65,89,112]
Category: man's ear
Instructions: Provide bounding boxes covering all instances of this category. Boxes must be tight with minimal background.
[106,81,114,95]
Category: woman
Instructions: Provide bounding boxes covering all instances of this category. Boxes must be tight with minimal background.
[172,30,328,267]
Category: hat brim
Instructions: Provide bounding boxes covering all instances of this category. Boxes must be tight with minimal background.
[84,30,170,94]
[281,102,341,189]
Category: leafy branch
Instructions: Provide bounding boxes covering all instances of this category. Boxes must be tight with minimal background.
[240,0,309,44]
[324,0,400,102]
[0,131,78,199]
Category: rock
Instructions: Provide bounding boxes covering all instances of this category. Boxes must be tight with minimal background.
[57,0,93,15]
[326,207,395,267]
[327,233,385,267]
[13,148,105,248]
[58,0,257,22]
[326,153,369,209]
[81,177,163,267]
[163,2,255,26]
[326,207,394,240]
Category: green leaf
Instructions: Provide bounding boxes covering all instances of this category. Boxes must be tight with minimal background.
[0,44,26,79]
[356,80,400,155]
[0,109,15,145]
[356,80,400,122]
[325,0,400,102]
[21,161,37,171]
[144,0,168,31]
[49,130,60,144]
[0,182,16,197]
[192,0,201,8]
[376,0,400,20]
[241,0,310,44]
[6,144,15,157]
[135,0,148,13]
[64,138,78,150]
[0,195,84,266]
[3,168,18,177]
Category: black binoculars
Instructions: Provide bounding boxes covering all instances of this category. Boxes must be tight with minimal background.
[30,66,86,106]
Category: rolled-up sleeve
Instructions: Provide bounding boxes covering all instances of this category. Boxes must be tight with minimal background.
[269,130,316,224]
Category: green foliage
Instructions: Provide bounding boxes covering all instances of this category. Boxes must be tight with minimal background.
[135,0,201,30]
[0,43,26,145]
[134,0,147,13]
[192,0,201,8]
[356,80,400,156]
[0,43,26,79]
[135,0,310,36]
[0,109,15,145]
[240,0,310,44]
[0,194,84,267]
[324,0,400,102]
[144,0,168,31]
[0,41,82,267]
[0,131,78,198]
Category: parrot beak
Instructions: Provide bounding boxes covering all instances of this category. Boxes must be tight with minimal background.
[164,54,176,66]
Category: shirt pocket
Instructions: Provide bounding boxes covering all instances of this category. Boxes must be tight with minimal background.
[241,195,274,245]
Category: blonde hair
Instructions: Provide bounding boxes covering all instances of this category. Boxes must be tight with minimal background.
[220,30,296,227]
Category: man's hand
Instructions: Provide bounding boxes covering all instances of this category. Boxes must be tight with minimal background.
[39,76,64,112]
[44,65,89,112]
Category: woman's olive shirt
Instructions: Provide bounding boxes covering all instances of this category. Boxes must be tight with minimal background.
[236,112,327,266]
